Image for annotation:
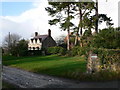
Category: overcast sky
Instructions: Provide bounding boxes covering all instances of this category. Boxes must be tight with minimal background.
[0,0,119,45]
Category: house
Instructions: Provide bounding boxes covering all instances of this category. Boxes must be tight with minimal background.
[28,29,56,50]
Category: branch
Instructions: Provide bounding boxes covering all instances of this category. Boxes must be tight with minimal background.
[82,8,87,16]
[74,13,79,17]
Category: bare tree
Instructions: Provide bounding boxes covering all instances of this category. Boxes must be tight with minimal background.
[3,32,21,48]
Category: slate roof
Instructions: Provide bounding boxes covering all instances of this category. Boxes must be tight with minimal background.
[32,34,48,41]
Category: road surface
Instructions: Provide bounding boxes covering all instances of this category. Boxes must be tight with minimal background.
[2,66,120,88]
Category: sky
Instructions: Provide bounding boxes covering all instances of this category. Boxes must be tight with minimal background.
[0,0,119,46]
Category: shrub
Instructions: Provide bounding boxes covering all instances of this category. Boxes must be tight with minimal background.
[91,27,120,49]
[47,46,66,55]
[89,48,120,71]
[69,46,90,57]
[28,50,42,56]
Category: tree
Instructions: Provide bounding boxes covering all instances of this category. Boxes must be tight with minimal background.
[46,2,75,50]
[3,32,21,48]
[95,0,98,33]
[46,1,113,49]
[92,27,120,49]
[74,1,95,46]
[10,39,28,57]
[3,32,21,54]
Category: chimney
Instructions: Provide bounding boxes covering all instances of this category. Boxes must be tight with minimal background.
[48,29,51,37]
[35,32,38,36]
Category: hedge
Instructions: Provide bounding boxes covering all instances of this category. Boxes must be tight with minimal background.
[47,46,66,55]
[89,48,120,71]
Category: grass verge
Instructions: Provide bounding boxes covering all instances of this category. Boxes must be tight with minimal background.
[3,55,86,79]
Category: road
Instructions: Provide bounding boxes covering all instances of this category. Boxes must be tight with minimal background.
[2,66,119,88]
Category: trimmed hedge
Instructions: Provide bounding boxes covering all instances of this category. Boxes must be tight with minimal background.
[68,46,120,71]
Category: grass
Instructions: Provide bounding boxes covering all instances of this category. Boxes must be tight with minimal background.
[2,55,87,79]
[2,55,120,81]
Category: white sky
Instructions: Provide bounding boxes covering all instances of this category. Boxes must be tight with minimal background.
[0,0,119,46]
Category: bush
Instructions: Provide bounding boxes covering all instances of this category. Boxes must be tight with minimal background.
[80,70,120,81]
[91,27,120,49]
[28,50,42,56]
[89,48,120,71]
[47,46,66,55]
[69,46,90,57]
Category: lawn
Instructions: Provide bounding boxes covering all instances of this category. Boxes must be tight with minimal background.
[2,55,87,79]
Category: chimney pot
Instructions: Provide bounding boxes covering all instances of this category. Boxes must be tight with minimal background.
[35,32,38,36]
[48,29,51,37]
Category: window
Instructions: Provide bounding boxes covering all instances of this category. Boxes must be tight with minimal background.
[35,39,37,43]
[33,47,35,50]
[29,47,31,50]
[31,39,33,43]
[39,38,42,42]
[37,47,39,50]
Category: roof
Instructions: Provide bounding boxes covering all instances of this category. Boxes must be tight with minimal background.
[32,34,48,41]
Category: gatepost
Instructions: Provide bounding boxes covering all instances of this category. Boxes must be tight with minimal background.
[87,51,100,74]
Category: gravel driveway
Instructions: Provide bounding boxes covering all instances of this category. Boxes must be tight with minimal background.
[2,66,119,88]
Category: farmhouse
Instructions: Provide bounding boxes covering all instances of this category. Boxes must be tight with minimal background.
[28,29,56,50]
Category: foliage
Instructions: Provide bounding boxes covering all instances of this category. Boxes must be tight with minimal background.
[46,2,77,50]
[78,70,120,81]
[69,46,89,57]
[3,33,21,48]
[89,48,120,71]
[47,46,66,55]
[92,27,120,49]
[10,39,28,57]
[3,33,21,54]
[28,50,42,56]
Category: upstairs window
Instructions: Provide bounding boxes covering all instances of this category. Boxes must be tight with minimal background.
[39,38,42,43]
[31,39,33,43]
[35,39,37,43]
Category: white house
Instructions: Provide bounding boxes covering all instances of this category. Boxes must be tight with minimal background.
[28,29,56,50]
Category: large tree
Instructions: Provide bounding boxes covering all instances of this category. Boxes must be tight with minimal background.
[73,1,94,46]
[46,1,113,49]
[46,2,75,50]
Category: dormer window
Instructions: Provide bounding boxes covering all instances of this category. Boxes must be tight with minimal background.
[31,39,33,43]
[39,38,42,42]
[35,39,37,43]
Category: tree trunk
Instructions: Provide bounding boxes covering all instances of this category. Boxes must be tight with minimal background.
[80,5,83,36]
[74,4,82,46]
[74,33,78,46]
[67,5,70,50]
[95,0,98,33]
[79,4,83,47]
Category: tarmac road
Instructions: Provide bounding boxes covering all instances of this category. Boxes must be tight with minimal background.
[2,66,120,88]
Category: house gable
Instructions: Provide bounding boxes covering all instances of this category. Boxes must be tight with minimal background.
[42,36,56,49]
